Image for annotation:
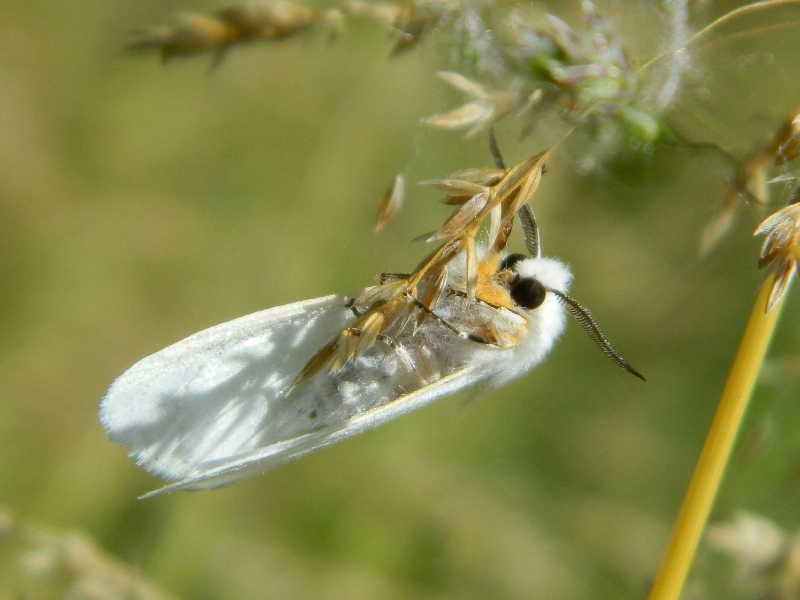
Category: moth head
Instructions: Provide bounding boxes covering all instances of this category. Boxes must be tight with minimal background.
[500,251,645,381]
[500,253,572,310]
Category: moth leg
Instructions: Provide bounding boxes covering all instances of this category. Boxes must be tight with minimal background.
[403,291,500,347]
[344,296,362,318]
[379,272,411,285]
[469,322,520,349]
[448,289,530,323]
[447,289,503,310]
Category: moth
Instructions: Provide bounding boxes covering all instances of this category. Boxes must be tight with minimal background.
[100,142,643,497]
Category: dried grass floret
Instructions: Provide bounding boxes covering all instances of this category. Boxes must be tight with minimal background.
[755,202,800,311]
[375,174,405,231]
[423,71,534,137]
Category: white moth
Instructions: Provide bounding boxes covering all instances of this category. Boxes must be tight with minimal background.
[100,146,642,498]
[100,242,641,498]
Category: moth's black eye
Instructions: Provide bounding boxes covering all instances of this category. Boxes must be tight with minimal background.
[510,278,546,309]
[500,253,527,272]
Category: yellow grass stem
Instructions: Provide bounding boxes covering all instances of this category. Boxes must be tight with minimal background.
[647,278,787,600]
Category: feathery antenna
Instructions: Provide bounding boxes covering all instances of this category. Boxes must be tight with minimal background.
[551,289,646,381]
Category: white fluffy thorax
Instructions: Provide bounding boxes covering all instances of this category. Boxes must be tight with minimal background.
[487,256,572,386]
[514,256,573,293]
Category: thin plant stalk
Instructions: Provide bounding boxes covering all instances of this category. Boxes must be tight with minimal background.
[640,0,800,74]
[647,279,788,600]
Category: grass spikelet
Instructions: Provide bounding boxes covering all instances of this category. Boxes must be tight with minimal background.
[130,0,318,64]
[375,174,404,232]
[701,105,800,254]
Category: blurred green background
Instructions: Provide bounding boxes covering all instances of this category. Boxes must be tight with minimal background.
[1,1,800,598]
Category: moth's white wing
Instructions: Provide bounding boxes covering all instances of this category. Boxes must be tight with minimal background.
[139,366,479,497]
[100,295,353,483]
[102,256,573,496]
